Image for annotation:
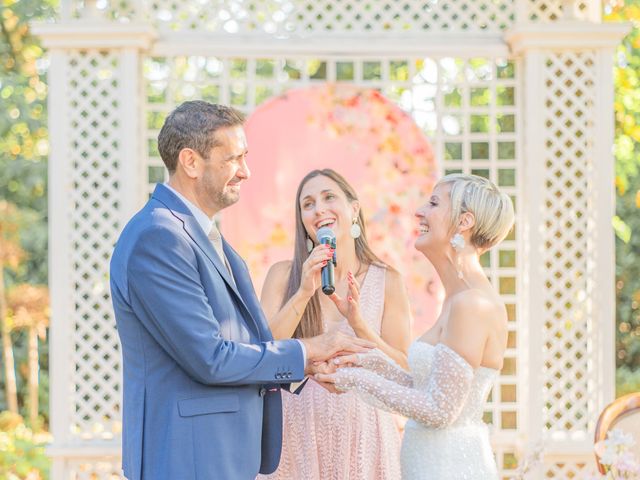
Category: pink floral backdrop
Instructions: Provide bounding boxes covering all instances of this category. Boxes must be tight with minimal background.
[223,84,442,335]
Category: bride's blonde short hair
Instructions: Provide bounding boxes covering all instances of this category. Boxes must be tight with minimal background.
[437,173,515,251]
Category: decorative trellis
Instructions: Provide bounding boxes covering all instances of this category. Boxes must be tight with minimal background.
[60,0,599,31]
[540,51,598,438]
[35,1,626,478]
[67,50,123,441]
[544,458,592,479]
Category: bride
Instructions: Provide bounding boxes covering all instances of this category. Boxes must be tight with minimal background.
[317,173,515,479]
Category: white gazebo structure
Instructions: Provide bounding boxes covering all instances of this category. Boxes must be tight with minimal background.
[35,1,627,478]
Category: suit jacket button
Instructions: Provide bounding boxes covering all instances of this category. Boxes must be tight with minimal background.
[259,387,266,397]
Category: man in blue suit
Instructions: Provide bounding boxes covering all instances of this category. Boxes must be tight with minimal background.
[110,101,373,479]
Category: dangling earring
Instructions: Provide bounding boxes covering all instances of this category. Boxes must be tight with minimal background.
[450,233,465,279]
[450,233,465,251]
[306,235,314,253]
[350,217,361,239]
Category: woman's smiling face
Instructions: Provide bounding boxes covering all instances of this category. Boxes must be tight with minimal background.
[299,174,358,244]
[414,182,454,255]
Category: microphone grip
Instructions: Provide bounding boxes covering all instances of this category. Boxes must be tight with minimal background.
[321,261,335,295]
[319,236,336,295]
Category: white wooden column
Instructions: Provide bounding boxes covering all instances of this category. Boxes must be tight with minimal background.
[33,17,154,479]
[506,19,627,478]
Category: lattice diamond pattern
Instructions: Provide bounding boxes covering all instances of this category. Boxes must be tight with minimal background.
[544,459,593,478]
[62,0,607,29]
[68,51,122,440]
[67,458,122,480]
[62,0,606,30]
[540,51,597,436]
[292,0,515,33]
[64,0,520,32]
[526,0,597,22]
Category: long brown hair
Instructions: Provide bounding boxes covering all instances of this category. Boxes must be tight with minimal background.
[284,169,386,338]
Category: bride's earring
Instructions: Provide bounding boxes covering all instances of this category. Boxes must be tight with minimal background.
[450,233,465,279]
[306,235,314,253]
[350,217,361,239]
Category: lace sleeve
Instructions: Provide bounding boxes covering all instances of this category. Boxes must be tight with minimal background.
[334,344,474,429]
[354,349,413,387]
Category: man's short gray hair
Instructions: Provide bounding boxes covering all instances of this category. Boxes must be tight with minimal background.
[158,101,245,173]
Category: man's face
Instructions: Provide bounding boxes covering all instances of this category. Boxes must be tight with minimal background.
[198,125,250,214]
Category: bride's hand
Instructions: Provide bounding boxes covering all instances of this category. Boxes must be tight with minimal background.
[306,360,337,375]
[314,372,337,384]
[310,362,346,394]
[329,271,364,329]
[332,353,362,368]
[298,244,334,298]
[315,368,359,392]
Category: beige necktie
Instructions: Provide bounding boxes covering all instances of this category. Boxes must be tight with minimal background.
[208,226,234,280]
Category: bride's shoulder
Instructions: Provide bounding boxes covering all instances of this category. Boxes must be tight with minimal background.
[449,289,506,323]
[442,290,506,368]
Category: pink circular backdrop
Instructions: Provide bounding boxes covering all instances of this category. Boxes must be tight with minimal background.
[223,84,443,335]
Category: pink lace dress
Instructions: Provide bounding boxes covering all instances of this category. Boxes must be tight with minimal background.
[260,264,402,480]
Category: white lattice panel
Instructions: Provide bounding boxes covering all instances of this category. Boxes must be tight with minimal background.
[67,50,123,441]
[540,51,598,437]
[66,458,123,480]
[143,54,523,476]
[61,0,607,31]
[544,458,594,478]
[60,0,527,32]
[525,0,600,22]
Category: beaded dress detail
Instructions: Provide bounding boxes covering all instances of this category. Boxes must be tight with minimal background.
[260,265,401,480]
[335,341,499,480]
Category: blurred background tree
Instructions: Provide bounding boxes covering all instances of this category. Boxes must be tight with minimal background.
[0,201,25,415]
[0,0,55,426]
[605,0,640,397]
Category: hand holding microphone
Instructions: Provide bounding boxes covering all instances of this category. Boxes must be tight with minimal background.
[299,242,334,298]
[316,227,337,295]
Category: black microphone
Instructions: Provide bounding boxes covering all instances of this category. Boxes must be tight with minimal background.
[316,226,337,295]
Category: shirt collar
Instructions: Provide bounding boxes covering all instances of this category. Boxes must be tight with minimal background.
[164,183,214,236]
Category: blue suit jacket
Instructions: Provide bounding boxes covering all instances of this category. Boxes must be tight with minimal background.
[110,184,305,480]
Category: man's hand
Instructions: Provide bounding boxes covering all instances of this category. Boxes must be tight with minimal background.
[303,360,345,394]
[300,331,375,363]
[307,361,343,394]
[304,360,336,376]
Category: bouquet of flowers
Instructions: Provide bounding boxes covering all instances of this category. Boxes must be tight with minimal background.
[587,429,640,479]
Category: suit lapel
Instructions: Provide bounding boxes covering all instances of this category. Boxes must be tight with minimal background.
[151,184,262,338]
[223,239,273,342]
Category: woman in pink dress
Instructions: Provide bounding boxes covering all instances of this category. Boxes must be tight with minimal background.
[259,169,412,479]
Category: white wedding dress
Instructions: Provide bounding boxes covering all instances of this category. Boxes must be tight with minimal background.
[335,341,499,479]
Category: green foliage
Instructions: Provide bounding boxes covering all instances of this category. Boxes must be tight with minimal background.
[0,0,55,287]
[0,411,50,480]
[0,0,54,420]
[617,365,640,397]
[9,329,50,426]
[605,1,640,392]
